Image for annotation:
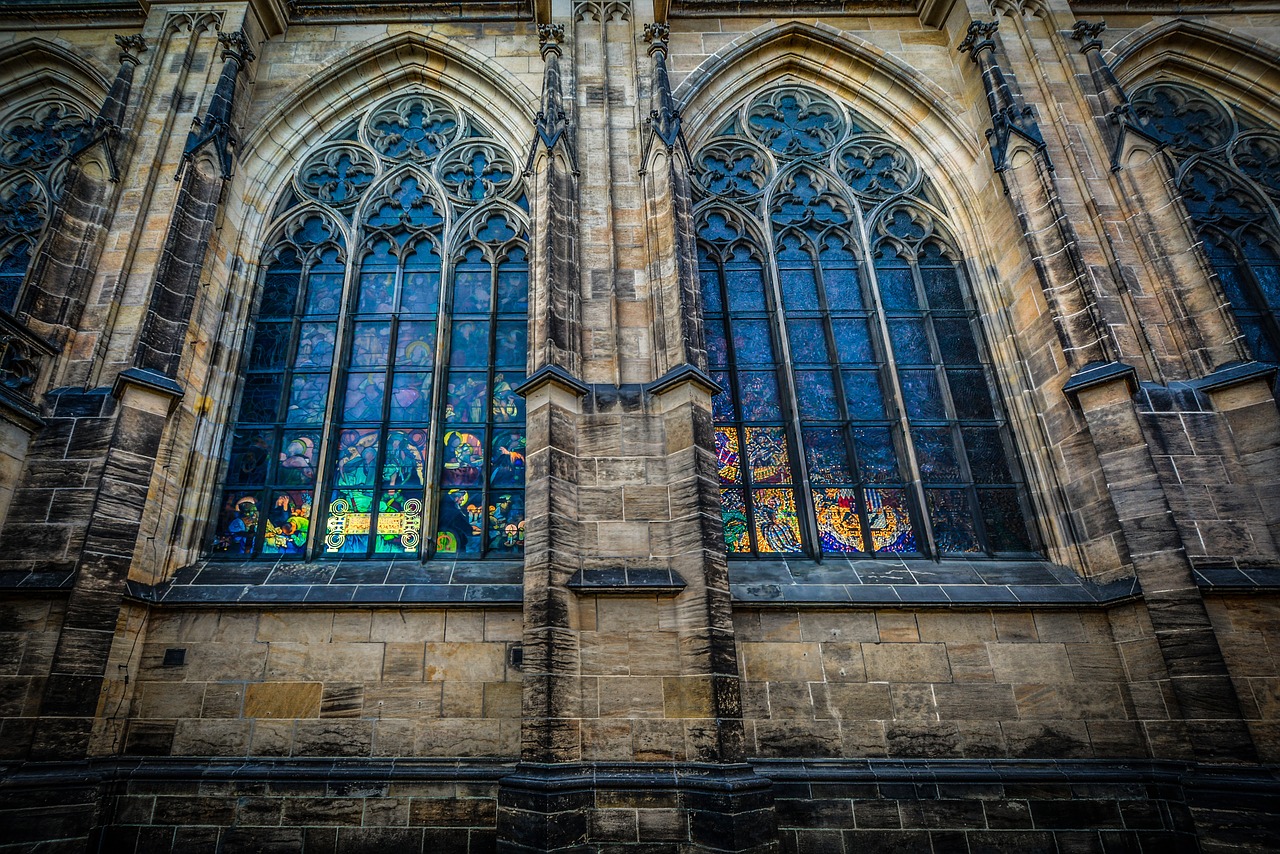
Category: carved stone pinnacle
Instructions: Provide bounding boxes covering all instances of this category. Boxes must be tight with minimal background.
[217,30,256,64]
[115,34,147,64]
[1070,21,1106,53]
[958,20,998,58]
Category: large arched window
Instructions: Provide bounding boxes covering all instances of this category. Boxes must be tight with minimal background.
[212,92,527,561]
[0,99,93,312]
[1131,82,1280,362]
[693,85,1034,559]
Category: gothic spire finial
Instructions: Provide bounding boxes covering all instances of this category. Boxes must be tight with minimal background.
[1070,20,1106,53]
[115,34,146,65]
[538,23,565,58]
[178,30,253,180]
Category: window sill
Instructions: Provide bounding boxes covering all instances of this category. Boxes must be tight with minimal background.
[728,557,1142,607]
[120,558,523,606]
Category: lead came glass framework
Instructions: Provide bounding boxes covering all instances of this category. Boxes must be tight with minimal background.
[212,92,527,560]
[1129,82,1280,362]
[693,85,1034,559]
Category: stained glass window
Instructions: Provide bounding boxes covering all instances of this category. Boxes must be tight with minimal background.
[212,92,526,560]
[0,100,93,313]
[1131,82,1280,361]
[694,85,1034,558]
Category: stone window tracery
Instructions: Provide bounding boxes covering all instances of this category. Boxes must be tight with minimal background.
[1131,81,1280,362]
[212,91,528,560]
[694,85,1035,558]
[0,99,94,313]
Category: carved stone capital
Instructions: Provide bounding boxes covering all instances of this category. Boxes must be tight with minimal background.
[1070,20,1106,53]
[538,23,565,58]
[643,22,669,55]
[115,34,146,65]
[217,29,255,65]
[958,20,998,59]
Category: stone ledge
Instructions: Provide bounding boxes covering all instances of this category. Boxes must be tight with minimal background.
[566,567,687,594]
[728,558,1140,607]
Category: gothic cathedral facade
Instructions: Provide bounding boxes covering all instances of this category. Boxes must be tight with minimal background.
[0,0,1278,850]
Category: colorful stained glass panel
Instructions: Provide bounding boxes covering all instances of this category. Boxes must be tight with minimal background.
[212,490,260,555]
[497,265,529,313]
[343,372,385,421]
[866,487,916,553]
[487,491,525,554]
[389,373,431,421]
[373,490,425,554]
[441,429,485,487]
[494,321,526,368]
[453,267,491,313]
[725,265,767,313]
[285,374,328,424]
[304,272,344,316]
[332,428,380,487]
[720,489,750,553]
[350,322,391,367]
[446,372,488,423]
[450,321,490,367]
[382,428,428,487]
[491,372,524,423]
[437,489,483,556]
[746,426,791,484]
[357,271,396,313]
[491,430,527,487]
[716,427,741,484]
[262,490,313,555]
[323,489,373,554]
[752,488,803,553]
[396,321,436,367]
[814,488,865,553]
[295,323,337,369]
[277,431,320,486]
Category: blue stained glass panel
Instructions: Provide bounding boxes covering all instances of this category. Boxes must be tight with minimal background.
[389,372,432,421]
[323,489,373,554]
[900,370,944,420]
[717,427,741,484]
[357,271,396,314]
[732,319,775,365]
[343,372,385,421]
[261,264,301,316]
[947,369,994,419]
[350,322,391,367]
[888,318,932,364]
[853,427,897,483]
[249,322,291,370]
[842,370,886,420]
[788,319,830,364]
[382,428,428,487]
[1240,317,1279,362]
[780,265,819,311]
[446,372,488,423]
[795,370,839,420]
[494,320,526,368]
[920,264,966,310]
[304,272,344,316]
[497,262,529,313]
[212,490,260,555]
[450,320,491,367]
[401,269,440,314]
[926,488,981,553]
[738,371,782,420]
[934,318,979,365]
[296,323,337,369]
[822,265,862,310]
[332,428,380,487]
[286,375,329,424]
[912,427,960,482]
[803,428,852,482]
[833,319,874,365]
[453,266,492,313]
[875,266,918,309]
[725,264,767,313]
[487,491,526,555]
[705,320,729,368]
[396,321,436,367]
[1256,262,1280,308]
[239,375,283,423]
[441,429,485,487]
[712,371,737,421]
[700,269,723,314]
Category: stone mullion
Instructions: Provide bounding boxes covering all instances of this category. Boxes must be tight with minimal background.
[1068,371,1257,763]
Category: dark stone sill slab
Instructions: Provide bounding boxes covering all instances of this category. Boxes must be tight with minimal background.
[1194,566,1280,592]
[729,558,1142,608]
